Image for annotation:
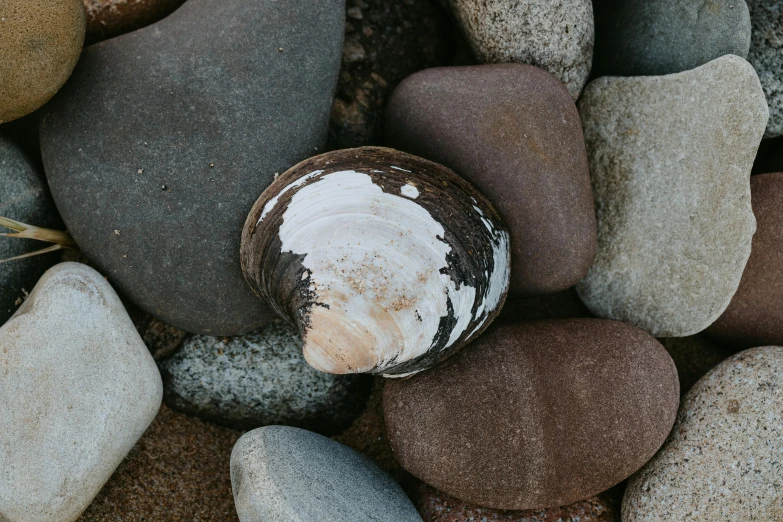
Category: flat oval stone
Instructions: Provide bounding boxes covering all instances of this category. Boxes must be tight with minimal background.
[0,136,62,325]
[160,320,372,433]
[0,0,85,123]
[576,55,767,337]
[444,0,594,98]
[83,0,185,44]
[231,426,423,522]
[40,0,345,335]
[385,64,596,296]
[593,0,751,76]
[747,0,783,138]
[623,347,783,521]
[0,263,162,522]
[707,173,783,346]
[384,319,679,510]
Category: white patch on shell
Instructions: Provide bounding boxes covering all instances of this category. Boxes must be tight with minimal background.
[390,165,412,172]
[275,170,479,374]
[400,184,419,199]
[257,170,324,225]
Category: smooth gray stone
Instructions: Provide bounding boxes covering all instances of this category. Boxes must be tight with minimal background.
[593,0,751,76]
[747,0,783,138]
[0,262,162,522]
[160,320,372,433]
[0,135,61,325]
[231,426,422,522]
[40,0,345,335]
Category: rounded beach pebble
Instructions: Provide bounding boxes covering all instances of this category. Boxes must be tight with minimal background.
[593,0,751,76]
[747,0,783,138]
[231,426,423,522]
[384,319,680,510]
[385,64,596,297]
[623,346,783,521]
[160,320,372,433]
[0,0,85,123]
[577,55,767,337]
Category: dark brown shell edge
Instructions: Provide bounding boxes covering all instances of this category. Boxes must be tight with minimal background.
[240,146,509,376]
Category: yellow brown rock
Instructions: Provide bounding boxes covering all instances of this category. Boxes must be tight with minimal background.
[0,0,85,123]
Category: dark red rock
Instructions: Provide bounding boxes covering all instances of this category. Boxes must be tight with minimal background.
[411,482,620,522]
[385,64,596,296]
[383,319,679,510]
[84,0,185,44]
[707,173,783,346]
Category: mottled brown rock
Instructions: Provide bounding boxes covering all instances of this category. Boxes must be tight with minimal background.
[658,335,736,395]
[84,0,185,44]
[411,482,620,522]
[707,173,783,347]
[77,404,241,522]
[386,64,596,296]
[384,319,679,510]
[0,0,85,124]
[329,0,452,149]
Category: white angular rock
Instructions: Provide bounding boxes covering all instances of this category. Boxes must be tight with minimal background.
[0,262,162,522]
[446,0,594,99]
[623,346,783,521]
[577,55,768,337]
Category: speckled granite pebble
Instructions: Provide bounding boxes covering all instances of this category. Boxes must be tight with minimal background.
[160,320,371,433]
[707,173,783,347]
[83,0,185,44]
[0,262,162,522]
[623,346,783,521]
[747,0,783,138]
[593,0,751,76]
[231,426,423,522]
[411,482,620,522]
[577,55,766,337]
[445,0,594,99]
[0,0,85,123]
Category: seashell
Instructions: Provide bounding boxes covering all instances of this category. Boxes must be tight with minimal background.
[241,146,510,377]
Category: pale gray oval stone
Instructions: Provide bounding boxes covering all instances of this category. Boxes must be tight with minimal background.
[576,55,767,337]
[747,0,783,138]
[160,320,371,433]
[231,426,422,522]
[622,346,783,521]
[0,262,162,522]
[445,0,594,99]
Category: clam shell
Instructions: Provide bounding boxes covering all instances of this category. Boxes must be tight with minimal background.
[241,147,510,376]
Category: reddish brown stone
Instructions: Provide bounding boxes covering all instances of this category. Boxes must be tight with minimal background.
[385,64,596,296]
[83,0,185,44]
[411,482,620,522]
[77,404,241,521]
[383,319,679,510]
[707,172,783,347]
